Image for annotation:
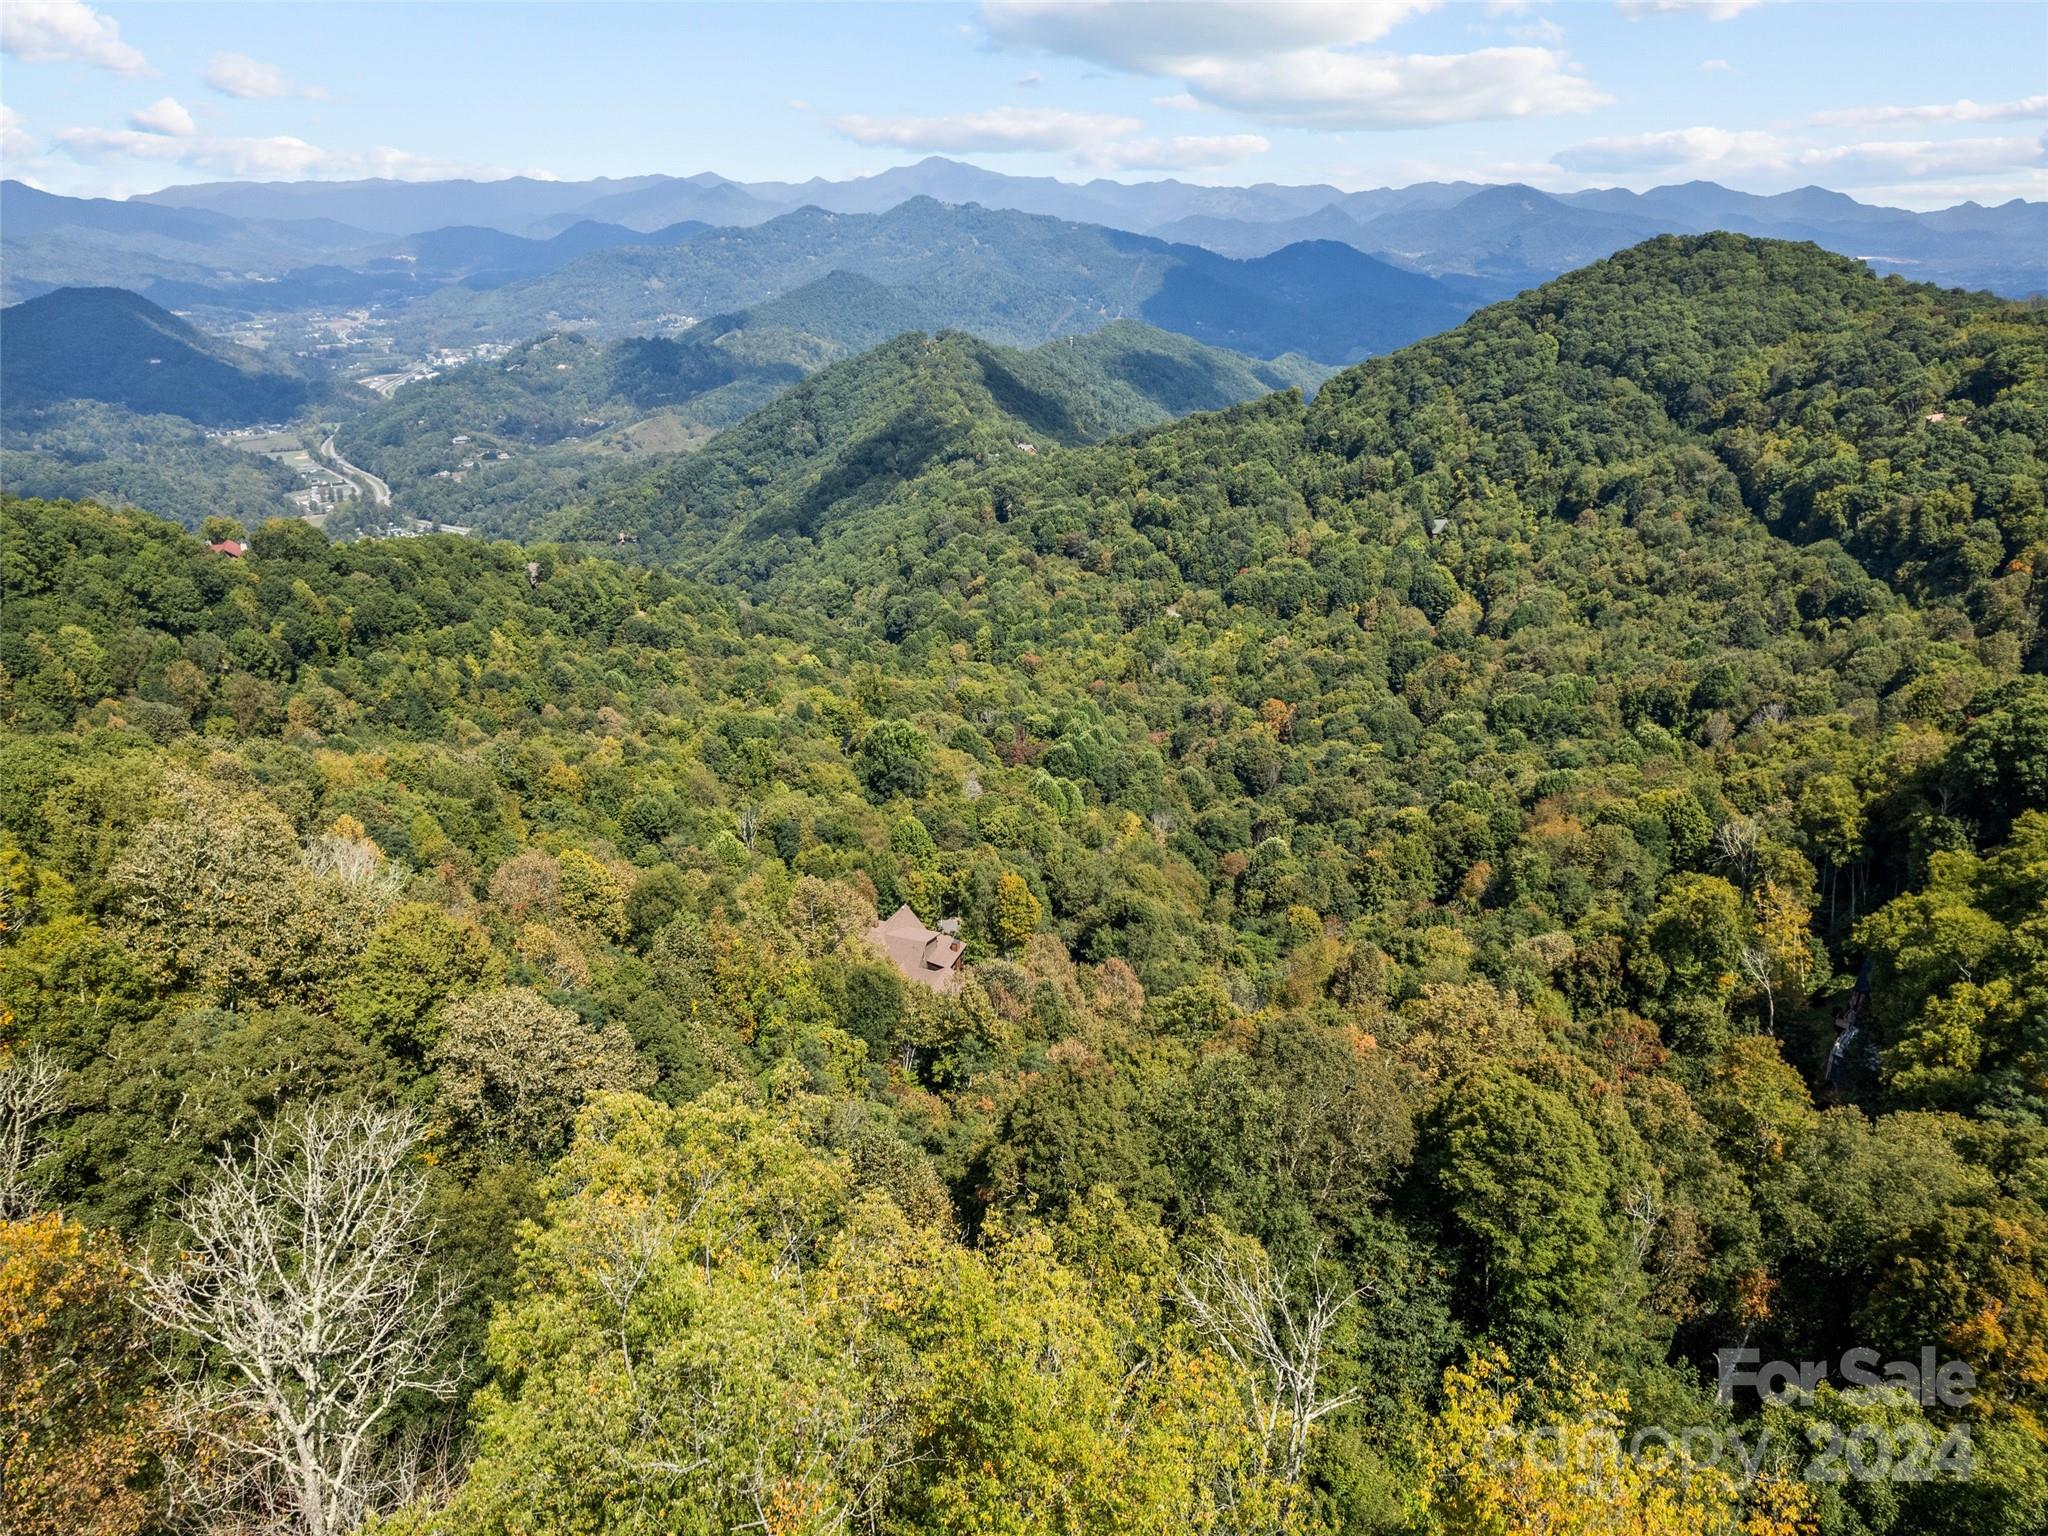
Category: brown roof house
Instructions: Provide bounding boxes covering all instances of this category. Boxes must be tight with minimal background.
[870,904,965,994]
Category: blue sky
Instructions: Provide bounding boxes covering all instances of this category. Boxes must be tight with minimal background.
[3,1,2043,208]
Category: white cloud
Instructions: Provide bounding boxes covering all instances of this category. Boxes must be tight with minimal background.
[1795,134,2046,184]
[981,1,1602,130]
[1,103,35,162]
[1016,70,1042,88]
[1176,46,1608,128]
[52,126,524,182]
[126,96,196,137]
[1555,125,1781,173]
[1510,17,1566,45]
[1809,95,2048,129]
[2,0,150,75]
[1616,0,1764,19]
[1077,132,1272,171]
[1832,170,2048,209]
[982,2,1441,71]
[1151,92,1201,110]
[1554,123,2046,193]
[204,52,327,101]
[828,106,1143,152]
[1699,57,1734,72]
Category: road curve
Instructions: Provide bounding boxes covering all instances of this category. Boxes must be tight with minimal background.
[318,432,393,508]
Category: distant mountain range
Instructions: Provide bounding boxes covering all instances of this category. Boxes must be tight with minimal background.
[389,218,712,289]
[7,163,2041,339]
[1,179,386,305]
[405,197,1477,364]
[111,157,2048,296]
[0,275,1322,539]
[0,286,321,426]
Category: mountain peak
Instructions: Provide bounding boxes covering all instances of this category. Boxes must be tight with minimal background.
[1,285,316,427]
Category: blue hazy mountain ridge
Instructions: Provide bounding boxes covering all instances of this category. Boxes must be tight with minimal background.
[17,165,2039,326]
[1350,184,1673,282]
[1,178,715,310]
[1148,204,1404,260]
[1,179,383,304]
[5,178,263,243]
[389,219,712,288]
[0,286,325,426]
[523,176,793,235]
[6,180,1479,368]
[1154,180,2048,293]
[1363,181,2048,291]
[127,172,678,234]
[123,157,2047,296]
[413,197,1479,364]
[7,184,1480,366]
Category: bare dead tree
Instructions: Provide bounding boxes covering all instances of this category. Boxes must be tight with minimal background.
[301,832,406,898]
[1619,1181,1666,1265]
[1739,943,1777,1034]
[1177,1237,1358,1493]
[0,1044,64,1218]
[1715,815,1762,889]
[140,1101,460,1536]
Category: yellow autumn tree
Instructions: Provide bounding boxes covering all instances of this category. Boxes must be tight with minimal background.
[0,1213,168,1536]
[1416,1350,1813,1536]
[1742,880,1820,1035]
[558,846,629,940]
[994,870,1042,954]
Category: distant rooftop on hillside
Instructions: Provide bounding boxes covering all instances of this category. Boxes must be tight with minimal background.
[869,904,964,994]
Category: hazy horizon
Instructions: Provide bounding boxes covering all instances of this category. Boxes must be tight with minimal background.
[16,154,2043,218]
[3,1,2042,211]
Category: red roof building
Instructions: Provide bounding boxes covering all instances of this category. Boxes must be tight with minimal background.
[208,539,248,557]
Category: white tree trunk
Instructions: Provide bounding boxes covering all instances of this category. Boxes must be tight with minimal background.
[1178,1237,1358,1493]
[141,1100,460,1536]
[0,1044,64,1218]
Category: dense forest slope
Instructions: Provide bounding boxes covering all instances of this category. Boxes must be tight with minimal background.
[3,233,2047,1535]
[1308,235,2047,661]
[364,319,1327,542]
[0,400,304,529]
[616,235,2045,667]
[0,286,321,427]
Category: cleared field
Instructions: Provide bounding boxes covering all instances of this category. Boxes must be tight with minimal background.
[225,430,305,454]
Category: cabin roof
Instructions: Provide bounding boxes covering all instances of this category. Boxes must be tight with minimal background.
[869,903,965,993]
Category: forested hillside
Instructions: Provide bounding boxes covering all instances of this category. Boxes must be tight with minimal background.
[4,234,2046,1536]
[1,400,306,528]
[0,287,336,528]
[0,286,322,426]
[617,235,2045,666]
[343,318,1327,541]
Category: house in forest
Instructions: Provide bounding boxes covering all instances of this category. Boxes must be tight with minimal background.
[869,904,965,993]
